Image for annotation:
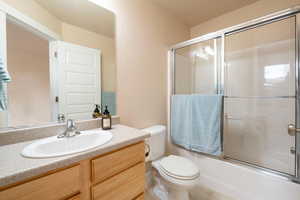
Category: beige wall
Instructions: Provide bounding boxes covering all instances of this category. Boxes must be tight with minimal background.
[191,0,300,37]
[7,21,50,126]
[1,0,62,35]
[61,22,116,92]
[95,0,190,127]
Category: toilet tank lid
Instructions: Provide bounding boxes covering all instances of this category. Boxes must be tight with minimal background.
[142,125,166,135]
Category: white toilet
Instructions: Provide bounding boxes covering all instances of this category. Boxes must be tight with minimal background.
[143,125,200,200]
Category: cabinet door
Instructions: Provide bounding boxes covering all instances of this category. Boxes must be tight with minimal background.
[0,165,80,200]
[92,163,145,200]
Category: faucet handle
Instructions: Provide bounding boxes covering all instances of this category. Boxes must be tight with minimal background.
[66,119,75,129]
[67,119,80,135]
[57,119,80,138]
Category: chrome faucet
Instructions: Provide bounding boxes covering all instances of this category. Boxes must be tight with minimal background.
[58,119,81,138]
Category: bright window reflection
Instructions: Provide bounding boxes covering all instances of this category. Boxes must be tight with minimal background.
[264,64,289,82]
[204,46,215,56]
[192,45,215,61]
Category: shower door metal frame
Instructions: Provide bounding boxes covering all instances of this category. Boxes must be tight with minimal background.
[168,6,300,183]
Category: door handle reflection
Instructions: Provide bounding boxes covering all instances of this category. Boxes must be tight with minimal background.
[288,124,300,136]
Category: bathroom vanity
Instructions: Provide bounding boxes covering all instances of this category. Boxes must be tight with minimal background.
[0,125,149,200]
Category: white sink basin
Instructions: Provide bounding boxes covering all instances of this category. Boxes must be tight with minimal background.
[21,129,113,158]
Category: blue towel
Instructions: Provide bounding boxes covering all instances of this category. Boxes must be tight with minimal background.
[0,58,11,111]
[171,94,222,156]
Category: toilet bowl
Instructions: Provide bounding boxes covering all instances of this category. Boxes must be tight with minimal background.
[142,125,199,200]
[151,155,200,200]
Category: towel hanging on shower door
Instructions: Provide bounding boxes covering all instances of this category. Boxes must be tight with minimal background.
[0,57,11,111]
[171,94,222,156]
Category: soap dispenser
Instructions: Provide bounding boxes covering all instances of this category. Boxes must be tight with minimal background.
[92,104,102,118]
[101,105,112,130]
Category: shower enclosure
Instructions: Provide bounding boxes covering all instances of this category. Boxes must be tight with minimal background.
[169,7,300,182]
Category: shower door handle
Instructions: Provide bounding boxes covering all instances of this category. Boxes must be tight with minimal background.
[288,124,300,136]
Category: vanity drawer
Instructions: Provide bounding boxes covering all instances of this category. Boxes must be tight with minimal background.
[0,165,80,200]
[91,142,145,184]
[91,162,145,200]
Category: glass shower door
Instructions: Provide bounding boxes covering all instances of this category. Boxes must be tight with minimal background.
[174,37,221,95]
[223,16,296,175]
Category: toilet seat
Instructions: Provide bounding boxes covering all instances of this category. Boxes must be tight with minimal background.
[158,155,200,180]
[152,155,200,184]
[156,164,198,187]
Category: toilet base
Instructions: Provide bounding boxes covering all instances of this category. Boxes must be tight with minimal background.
[151,156,199,200]
[152,176,190,200]
[152,185,190,200]
[167,187,189,200]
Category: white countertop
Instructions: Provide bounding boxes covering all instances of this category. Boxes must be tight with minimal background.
[0,124,150,187]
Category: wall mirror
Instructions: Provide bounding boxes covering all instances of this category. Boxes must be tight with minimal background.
[0,0,116,130]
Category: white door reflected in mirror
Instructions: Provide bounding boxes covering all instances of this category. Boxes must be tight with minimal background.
[51,41,101,121]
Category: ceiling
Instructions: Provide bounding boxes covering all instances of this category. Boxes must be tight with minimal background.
[34,0,115,38]
[150,0,260,27]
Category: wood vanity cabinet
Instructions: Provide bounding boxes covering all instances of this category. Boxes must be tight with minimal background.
[0,142,146,200]
[68,194,81,200]
[133,193,145,200]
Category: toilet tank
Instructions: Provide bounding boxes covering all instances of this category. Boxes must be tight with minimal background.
[142,125,166,162]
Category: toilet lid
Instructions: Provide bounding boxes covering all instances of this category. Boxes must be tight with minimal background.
[159,155,200,180]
